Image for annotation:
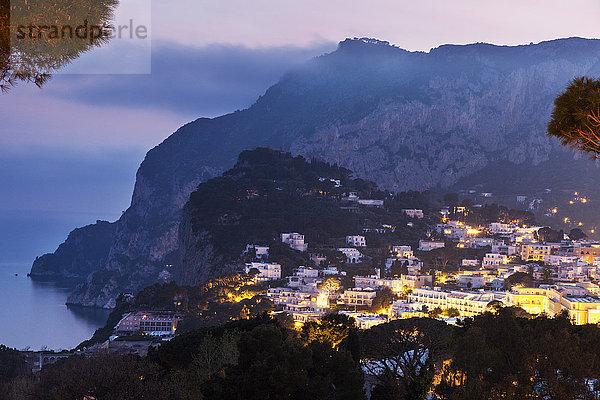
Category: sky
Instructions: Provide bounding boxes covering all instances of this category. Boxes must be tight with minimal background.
[1,0,599,263]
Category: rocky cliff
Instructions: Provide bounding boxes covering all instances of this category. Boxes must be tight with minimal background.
[30,220,115,279]
[33,37,600,307]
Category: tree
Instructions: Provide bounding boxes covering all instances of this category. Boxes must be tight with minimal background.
[548,77,600,158]
[203,324,366,400]
[1,0,118,92]
[569,228,587,241]
[301,313,356,348]
[361,318,453,400]
[370,288,396,313]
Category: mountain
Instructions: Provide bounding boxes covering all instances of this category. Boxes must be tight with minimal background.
[32,37,600,308]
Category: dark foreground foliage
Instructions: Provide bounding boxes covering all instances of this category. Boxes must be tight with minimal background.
[4,308,600,399]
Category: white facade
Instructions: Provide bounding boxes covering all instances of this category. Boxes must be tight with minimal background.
[358,199,384,207]
[338,247,363,263]
[408,288,506,317]
[418,240,445,251]
[489,223,515,235]
[245,244,270,259]
[392,245,413,258]
[244,262,281,281]
[281,232,308,252]
[457,275,486,289]
[462,259,480,267]
[346,235,367,247]
[402,209,424,219]
[354,275,432,292]
[483,253,508,267]
[340,288,377,307]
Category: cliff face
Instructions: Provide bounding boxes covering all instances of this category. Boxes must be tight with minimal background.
[34,37,600,307]
[30,220,115,279]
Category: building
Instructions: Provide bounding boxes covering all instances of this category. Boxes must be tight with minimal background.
[392,245,413,258]
[115,311,183,335]
[340,288,377,307]
[492,242,518,256]
[346,235,367,247]
[358,199,384,207]
[402,209,424,219]
[354,275,432,292]
[408,288,507,317]
[458,237,494,248]
[244,262,281,281]
[244,244,269,259]
[462,259,480,267]
[267,287,329,313]
[389,301,428,320]
[418,240,445,251]
[482,253,508,267]
[340,312,387,329]
[457,275,486,289]
[337,247,363,263]
[509,285,600,325]
[521,244,554,262]
[570,246,600,265]
[489,223,514,235]
[441,224,469,240]
[287,266,320,288]
[281,233,308,252]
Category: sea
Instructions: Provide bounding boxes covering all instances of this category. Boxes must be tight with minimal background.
[0,210,115,350]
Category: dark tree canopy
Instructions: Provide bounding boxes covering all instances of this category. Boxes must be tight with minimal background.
[548,76,600,158]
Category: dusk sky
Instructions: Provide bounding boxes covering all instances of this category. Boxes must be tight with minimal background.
[1,0,599,262]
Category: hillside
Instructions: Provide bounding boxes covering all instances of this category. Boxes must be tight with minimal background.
[31,37,600,307]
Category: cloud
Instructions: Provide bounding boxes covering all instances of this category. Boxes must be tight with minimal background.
[0,146,144,215]
[45,41,336,118]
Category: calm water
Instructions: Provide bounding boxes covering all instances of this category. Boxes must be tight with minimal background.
[0,264,111,350]
[0,210,118,351]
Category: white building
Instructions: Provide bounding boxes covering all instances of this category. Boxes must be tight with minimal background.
[338,248,363,263]
[402,209,424,219]
[287,266,320,288]
[462,259,480,267]
[340,312,387,329]
[267,287,329,313]
[392,245,413,258]
[244,262,281,282]
[489,223,515,235]
[358,199,384,207]
[457,275,486,289]
[354,275,432,292]
[346,235,367,247]
[408,288,507,317]
[244,244,270,259]
[340,288,377,307]
[418,240,445,251]
[492,242,518,256]
[281,233,308,252]
[483,253,509,267]
[458,237,494,248]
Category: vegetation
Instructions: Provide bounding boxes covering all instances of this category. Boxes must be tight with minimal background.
[7,308,600,399]
[548,77,600,159]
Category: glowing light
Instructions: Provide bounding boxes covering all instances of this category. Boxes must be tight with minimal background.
[467,229,480,235]
[552,208,558,214]
[579,222,583,226]
[582,198,588,204]
[575,192,579,196]
[569,201,574,205]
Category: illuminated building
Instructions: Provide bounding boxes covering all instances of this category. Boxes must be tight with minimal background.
[408,288,507,317]
[521,244,553,262]
[244,262,281,281]
[115,311,183,335]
